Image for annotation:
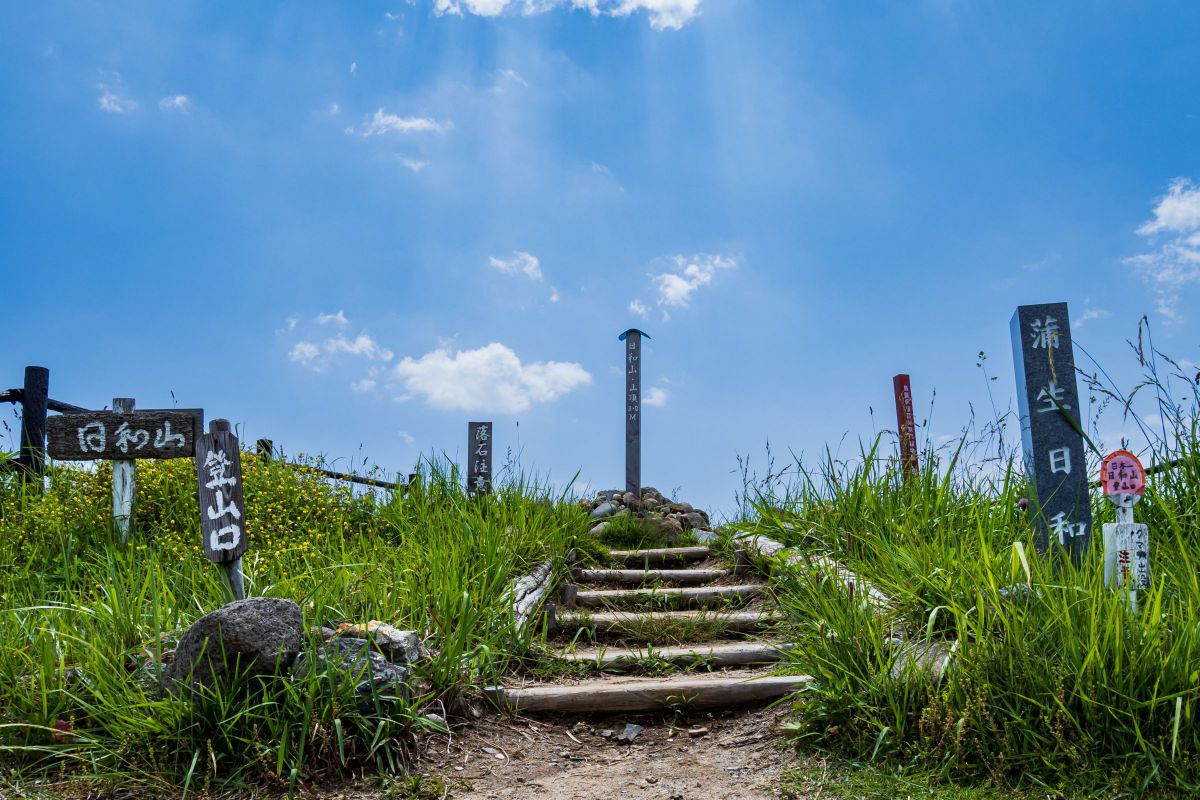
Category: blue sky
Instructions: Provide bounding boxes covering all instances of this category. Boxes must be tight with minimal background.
[3,2,1200,515]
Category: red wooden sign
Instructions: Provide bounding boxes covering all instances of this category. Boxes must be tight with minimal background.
[1101,450,1146,500]
[893,374,919,478]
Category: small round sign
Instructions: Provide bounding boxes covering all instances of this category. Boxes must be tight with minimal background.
[1100,450,1146,507]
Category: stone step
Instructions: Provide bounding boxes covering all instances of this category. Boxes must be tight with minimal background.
[573,583,765,609]
[556,609,778,636]
[484,672,809,714]
[606,546,711,567]
[574,567,730,586]
[557,641,793,670]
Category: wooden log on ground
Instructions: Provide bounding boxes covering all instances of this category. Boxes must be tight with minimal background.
[574,567,728,585]
[484,673,809,713]
[558,641,794,670]
[509,556,555,634]
[607,546,710,566]
[575,583,764,608]
[557,609,776,635]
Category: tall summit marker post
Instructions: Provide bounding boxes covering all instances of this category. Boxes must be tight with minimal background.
[892,374,919,479]
[619,328,649,499]
[1011,302,1092,561]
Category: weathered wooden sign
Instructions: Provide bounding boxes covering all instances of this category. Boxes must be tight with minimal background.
[1010,302,1092,559]
[619,328,649,498]
[892,374,919,478]
[1101,450,1150,592]
[48,410,197,460]
[197,420,249,565]
[468,421,493,496]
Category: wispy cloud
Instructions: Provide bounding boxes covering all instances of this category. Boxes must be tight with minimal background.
[644,253,737,313]
[317,310,349,326]
[158,94,191,112]
[628,299,650,318]
[398,430,416,445]
[97,75,136,114]
[1073,304,1111,330]
[360,108,452,137]
[489,251,543,280]
[433,0,701,30]
[398,156,430,173]
[1126,178,1200,324]
[287,313,394,372]
[392,342,591,413]
[644,386,669,407]
[549,288,560,303]
[351,378,378,393]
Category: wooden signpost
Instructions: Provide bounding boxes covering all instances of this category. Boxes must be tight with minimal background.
[619,328,649,499]
[468,421,493,496]
[892,374,919,479]
[1010,302,1092,560]
[1100,450,1150,607]
[197,420,248,600]
[47,403,201,543]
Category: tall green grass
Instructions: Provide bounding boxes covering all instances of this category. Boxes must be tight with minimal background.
[0,453,583,792]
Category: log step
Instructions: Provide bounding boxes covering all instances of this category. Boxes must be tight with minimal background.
[574,567,728,586]
[575,583,765,609]
[558,641,793,670]
[607,546,711,566]
[557,610,778,635]
[484,673,809,713]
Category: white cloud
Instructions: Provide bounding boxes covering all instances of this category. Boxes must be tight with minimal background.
[290,341,321,368]
[398,430,416,445]
[628,299,650,318]
[98,89,136,114]
[1073,306,1110,330]
[434,0,700,29]
[158,94,191,112]
[351,378,378,393]
[329,103,341,114]
[549,288,560,303]
[1127,178,1200,323]
[361,109,451,137]
[398,156,430,173]
[392,342,591,413]
[350,62,358,73]
[644,386,668,407]
[651,254,736,309]
[489,251,543,280]
[498,68,528,88]
[317,310,349,326]
[326,333,394,361]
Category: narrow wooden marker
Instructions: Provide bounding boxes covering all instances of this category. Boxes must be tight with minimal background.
[1100,450,1149,610]
[892,374,919,479]
[1010,302,1092,560]
[619,328,650,499]
[197,420,248,601]
[467,421,493,496]
[16,366,49,491]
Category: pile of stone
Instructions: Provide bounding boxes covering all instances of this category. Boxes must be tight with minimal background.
[580,486,711,543]
[163,598,422,711]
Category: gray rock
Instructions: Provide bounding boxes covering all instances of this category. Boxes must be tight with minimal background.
[590,502,619,519]
[639,486,661,499]
[682,512,708,530]
[292,637,411,712]
[589,521,609,537]
[333,622,422,664]
[646,515,684,542]
[622,491,638,507]
[616,723,643,743]
[600,729,614,739]
[643,496,661,509]
[166,597,302,688]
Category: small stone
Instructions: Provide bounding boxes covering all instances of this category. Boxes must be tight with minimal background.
[600,729,613,739]
[645,776,658,785]
[643,496,660,509]
[482,746,505,760]
[611,492,622,502]
[646,515,684,542]
[291,637,411,713]
[588,522,609,537]
[334,622,422,664]
[425,713,447,731]
[616,723,643,744]
[590,502,618,520]
[682,512,707,530]
[687,726,709,738]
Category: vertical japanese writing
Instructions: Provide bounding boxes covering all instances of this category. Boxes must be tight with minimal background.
[468,421,493,496]
[620,329,647,497]
[892,374,919,478]
[1010,303,1092,560]
[196,422,249,564]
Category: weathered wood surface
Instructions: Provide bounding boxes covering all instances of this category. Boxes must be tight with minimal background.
[197,421,249,563]
[575,583,764,608]
[48,410,197,460]
[111,398,136,543]
[574,567,729,585]
[17,366,48,486]
[485,673,808,713]
[558,641,793,670]
[510,557,555,634]
[607,546,710,566]
[557,609,777,634]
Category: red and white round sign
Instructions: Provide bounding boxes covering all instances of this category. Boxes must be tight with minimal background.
[1100,450,1146,502]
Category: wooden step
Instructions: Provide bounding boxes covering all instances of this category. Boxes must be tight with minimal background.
[574,567,729,586]
[559,641,793,670]
[484,673,809,713]
[607,546,710,566]
[574,583,764,609]
[556,609,778,635]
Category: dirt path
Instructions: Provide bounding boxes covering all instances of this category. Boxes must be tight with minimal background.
[414,705,801,799]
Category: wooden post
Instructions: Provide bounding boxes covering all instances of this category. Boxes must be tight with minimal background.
[17,366,49,491]
[1011,303,1092,560]
[112,397,135,543]
[619,329,650,499]
[467,422,493,495]
[892,374,919,479]
[198,419,248,601]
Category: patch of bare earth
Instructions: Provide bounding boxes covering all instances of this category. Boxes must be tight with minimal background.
[410,705,801,799]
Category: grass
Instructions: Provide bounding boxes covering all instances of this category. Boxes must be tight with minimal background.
[779,760,1034,800]
[0,453,584,794]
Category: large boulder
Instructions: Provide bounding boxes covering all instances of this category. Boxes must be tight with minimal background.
[292,637,411,712]
[166,597,303,688]
[646,514,684,542]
